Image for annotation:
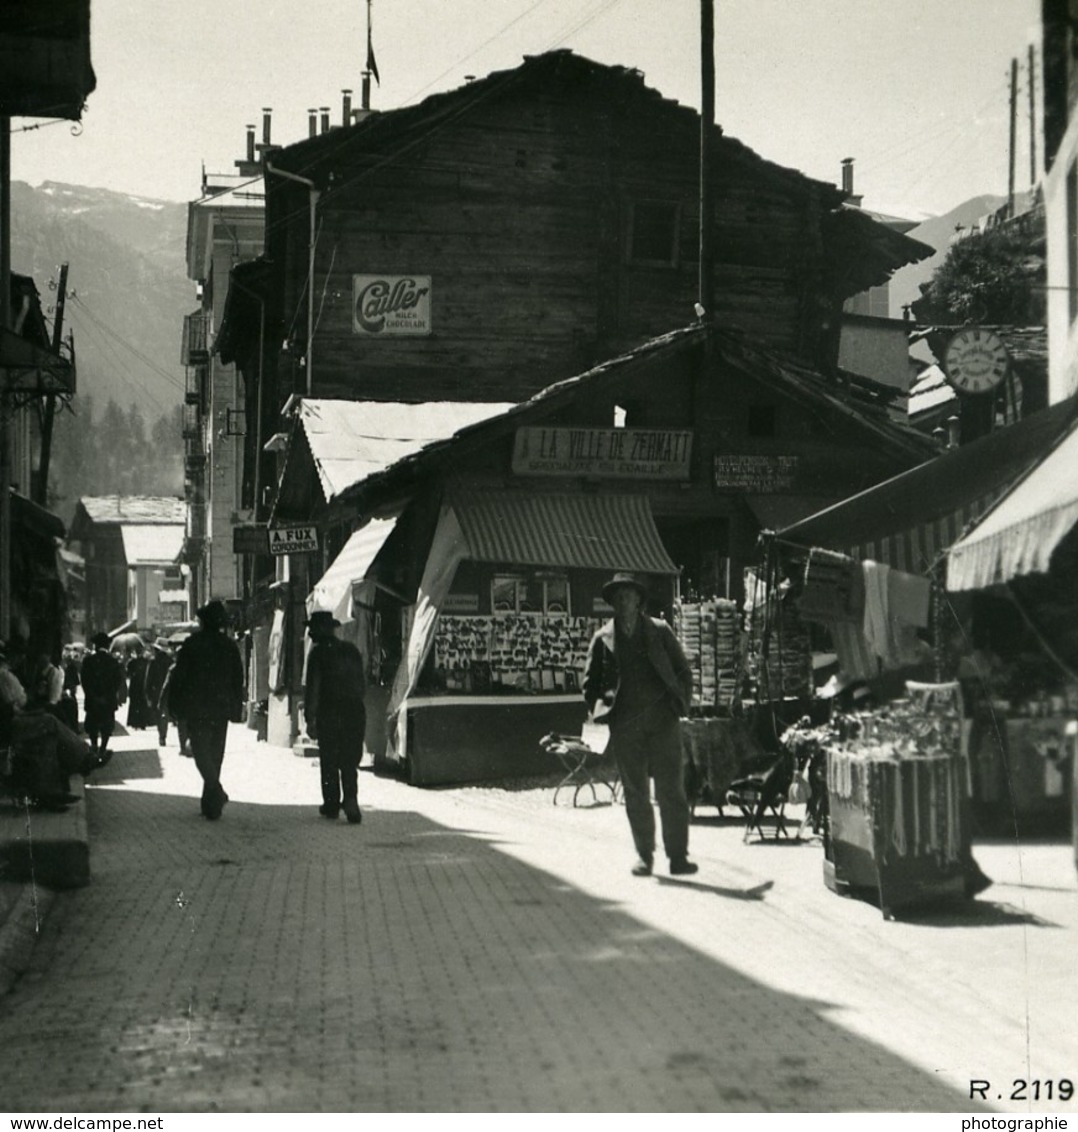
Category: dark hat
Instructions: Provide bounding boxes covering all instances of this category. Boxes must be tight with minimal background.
[601,572,649,605]
[196,599,230,629]
[91,631,111,649]
[307,610,340,635]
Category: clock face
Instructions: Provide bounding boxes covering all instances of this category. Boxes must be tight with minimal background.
[943,328,1009,395]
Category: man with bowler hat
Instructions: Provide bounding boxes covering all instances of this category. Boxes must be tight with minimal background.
[168,600,245,820]
[583,572,697,877]
[304,611,366,824]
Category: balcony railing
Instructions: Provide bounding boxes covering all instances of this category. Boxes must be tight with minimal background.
[181,310,208,366]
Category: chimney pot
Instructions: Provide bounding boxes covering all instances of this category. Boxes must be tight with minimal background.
[308,109,318,138]
[342,89,353,125]
[320,106,330,133]
[262,108,272,146]
[841,157,854,196]
[246,124,256,163]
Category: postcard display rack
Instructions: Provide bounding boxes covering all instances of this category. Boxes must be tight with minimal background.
[825,683,970,919]
[432,614,600,695]
[675,600,754,813]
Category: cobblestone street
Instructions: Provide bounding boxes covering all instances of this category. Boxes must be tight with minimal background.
[0,724,1075,1113]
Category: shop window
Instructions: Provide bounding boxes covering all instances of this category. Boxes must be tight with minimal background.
[748,404,777,438]
[626,200,680,267]
[491,572,571,616]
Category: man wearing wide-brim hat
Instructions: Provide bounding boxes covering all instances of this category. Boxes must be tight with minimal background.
[144,636,174,748]
[304,610,367,823]
[583,572,697,877]
[167,600,246,820]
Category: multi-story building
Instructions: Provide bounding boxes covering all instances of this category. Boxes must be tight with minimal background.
[181,120,268,608]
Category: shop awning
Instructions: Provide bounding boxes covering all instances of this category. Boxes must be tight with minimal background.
[120,524,185,566]
[451,491,678,575]
[947,418,1078,591]
[306,518,397,621]
[294,398,517,504]
[776,397,1078,573]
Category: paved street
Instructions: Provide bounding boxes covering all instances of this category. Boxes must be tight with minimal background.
[0,723,1076,1113]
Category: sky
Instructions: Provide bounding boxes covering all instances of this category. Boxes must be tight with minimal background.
[11,0,1042,220]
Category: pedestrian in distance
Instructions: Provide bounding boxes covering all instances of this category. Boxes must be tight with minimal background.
[304,610,366,824]
[143,637,173,746]
[59,644,81,733]
[583,572,698,878]
[125,641,155,730]
[80,632,127,764]
[167,600,245,820]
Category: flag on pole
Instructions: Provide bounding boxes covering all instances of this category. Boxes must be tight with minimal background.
[366,0,380,85]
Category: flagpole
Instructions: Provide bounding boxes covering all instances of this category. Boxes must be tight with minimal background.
[362,0,373,110]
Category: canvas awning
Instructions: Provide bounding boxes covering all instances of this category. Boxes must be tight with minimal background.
[451,490,678,575]
[120,524,185,566]
[777,398,1078,574]
[947,418,1078,591]
[306,518,398,621]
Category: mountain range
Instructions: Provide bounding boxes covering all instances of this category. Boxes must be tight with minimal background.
[9,180,191,423]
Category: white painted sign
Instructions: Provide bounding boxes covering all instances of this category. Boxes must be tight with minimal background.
[352,275,432,336]
[512,427,693,479]
[268,525,319,556]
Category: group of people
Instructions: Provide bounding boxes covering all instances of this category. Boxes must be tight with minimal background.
[0,571,699,871]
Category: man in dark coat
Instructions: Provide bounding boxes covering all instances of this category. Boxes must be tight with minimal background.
[80,632,127,763]
[304,611,366,824]
[144,637,173,746]
[167,600,245,820]
[583,572,697,878]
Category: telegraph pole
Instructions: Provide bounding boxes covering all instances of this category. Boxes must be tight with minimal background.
[1008,56,1018,217]
[698,0,715,321]
[1029,43,1037,187]
[35,261,68,505]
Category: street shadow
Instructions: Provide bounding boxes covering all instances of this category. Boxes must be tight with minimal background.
[0,784,994,1114]
[655,876,775,901]
[86,747,163,783]
[896,898,1061,929]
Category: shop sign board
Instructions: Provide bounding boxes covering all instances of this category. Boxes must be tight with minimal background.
[233,523,269,555]
[444,593,480,613]
[352,275,432,336]
[714,454,799,492]
[268,525,319,556]
[511,427,692,479]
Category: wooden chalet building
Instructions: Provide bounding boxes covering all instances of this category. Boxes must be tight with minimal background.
[216,49,934,752]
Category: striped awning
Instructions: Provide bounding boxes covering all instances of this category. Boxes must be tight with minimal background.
[451,491,678,575]
[777,398,1078,574]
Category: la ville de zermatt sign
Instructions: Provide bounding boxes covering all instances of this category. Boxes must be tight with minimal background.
[511,426,693,479]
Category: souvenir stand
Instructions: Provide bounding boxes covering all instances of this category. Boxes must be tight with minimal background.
[824,682,971,919]
[673,570,814,816]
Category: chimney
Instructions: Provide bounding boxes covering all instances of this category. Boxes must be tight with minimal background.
[308,108,318,138]
[320,106,330,133]
[262,108,272,146]
[342,89,352,126]
[841,157,863,206]
[841,158,854,196]
[246,124,255,164]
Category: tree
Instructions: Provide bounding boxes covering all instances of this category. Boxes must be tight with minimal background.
[912,224,1045,326]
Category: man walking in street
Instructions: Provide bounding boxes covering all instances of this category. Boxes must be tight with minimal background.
[168,600,245,820]
[304,611,366,824]
[144,637,173,747]
[583,572,697,878]
[80,632,126,764]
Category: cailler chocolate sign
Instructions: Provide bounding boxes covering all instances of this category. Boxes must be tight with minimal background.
[352,275,432,336]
